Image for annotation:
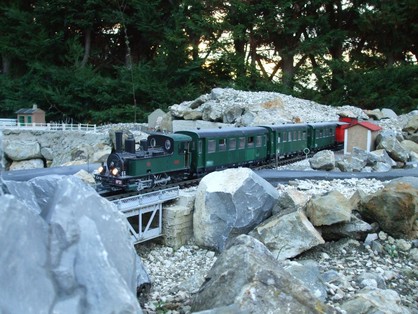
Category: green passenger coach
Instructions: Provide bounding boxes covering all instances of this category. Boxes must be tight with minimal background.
[176,127,269,176]
[307,122,338,151]
[262,124,309,159]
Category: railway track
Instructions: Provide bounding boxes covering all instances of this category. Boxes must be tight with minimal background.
[99,152,313,201]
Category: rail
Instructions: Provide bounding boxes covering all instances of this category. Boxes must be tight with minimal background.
[0,122,97,132]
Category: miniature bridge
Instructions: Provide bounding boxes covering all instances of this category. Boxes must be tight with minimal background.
[111,187,179,244]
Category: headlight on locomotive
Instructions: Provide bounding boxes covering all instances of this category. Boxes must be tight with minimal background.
[111,167,119,176]
[98,164,107,175]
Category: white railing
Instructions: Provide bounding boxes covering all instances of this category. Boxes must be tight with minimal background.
[0,122,97,132]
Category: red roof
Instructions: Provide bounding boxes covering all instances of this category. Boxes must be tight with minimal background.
[348,121,382,131]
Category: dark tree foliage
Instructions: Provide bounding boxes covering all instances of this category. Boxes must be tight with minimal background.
[0,0,416,122]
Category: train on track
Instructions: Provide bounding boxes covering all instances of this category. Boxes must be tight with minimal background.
[94,122,346,192]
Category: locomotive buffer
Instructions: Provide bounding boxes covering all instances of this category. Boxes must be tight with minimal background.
[111,187,179,244]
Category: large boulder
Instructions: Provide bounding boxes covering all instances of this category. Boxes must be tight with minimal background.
[3,139,42,160]
[402,115,418,135]
[359,177,418,239]
[401,139,418,154]
[306,190,352,226]
[309,150,335,170]
[191,235,336,313]
[249,211,325,260]
[0,194,55,314]
[272,188,309,215]
[193,168,278,251]
[376,133,409,163]
[3,175,143,313]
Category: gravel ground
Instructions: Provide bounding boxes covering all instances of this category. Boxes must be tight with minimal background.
[136,175,417,314]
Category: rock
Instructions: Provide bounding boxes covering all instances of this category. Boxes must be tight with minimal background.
[341,289,411,314]
[309,150,335,170]
[381,108,398,119]
[0,194,56,314]
[249,211,325,260]
[360,177,418,239]
[2,129,112,168]
[364,109,384,120]
[3,175,143,313]
[402,115,418,134]
[401,139,418,154]
[73,169,96,185]
[283,260,328,302]
[410,248,418,262]
[3,139,42,161]
[272,188,309,215]
[318,214,374,241]
[9,158,45,170]
[336,155,367,172]
[376,133,409,162]
[193,168,278,251]
[191,234,336,313]
[355,272,387,289]
[306,190,352,226]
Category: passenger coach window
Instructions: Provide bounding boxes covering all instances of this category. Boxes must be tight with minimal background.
[283,133,287,142]
[239,137,245,149]
[302,132,306,140]
[277,134,281,143]
[229,138,237,150]
[198,140,202,154]
[256,136,262,147]
[247,136,254,147]
[208,140,216,153]
[288,132,292,142]
[219,138,226,151]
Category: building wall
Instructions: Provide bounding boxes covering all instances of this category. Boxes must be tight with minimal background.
[345,125,370,154]
[17,111,45,124]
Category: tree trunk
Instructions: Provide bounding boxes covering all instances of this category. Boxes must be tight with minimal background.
[2,54,11,75]
[81,28,92,67]
[281,52,295,91]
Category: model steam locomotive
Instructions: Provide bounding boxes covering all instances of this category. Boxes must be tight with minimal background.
[94,122,346,192]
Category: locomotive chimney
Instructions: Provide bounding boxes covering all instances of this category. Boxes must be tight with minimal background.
[115,131,123,152]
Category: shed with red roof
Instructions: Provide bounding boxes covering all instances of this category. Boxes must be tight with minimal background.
[344,121,382,154]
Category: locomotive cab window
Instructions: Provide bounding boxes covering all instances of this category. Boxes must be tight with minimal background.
[178,142,189,154]
[150,138,157,147]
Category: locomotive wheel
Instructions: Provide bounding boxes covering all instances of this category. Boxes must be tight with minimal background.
[154,173,169,186]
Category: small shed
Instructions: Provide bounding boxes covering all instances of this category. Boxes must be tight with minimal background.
[15,104,45,125]
[344,121,382,154]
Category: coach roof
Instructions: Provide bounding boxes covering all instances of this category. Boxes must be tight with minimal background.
[176,126,268,138]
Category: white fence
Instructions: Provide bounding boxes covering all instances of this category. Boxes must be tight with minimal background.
[0,120,97,132]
